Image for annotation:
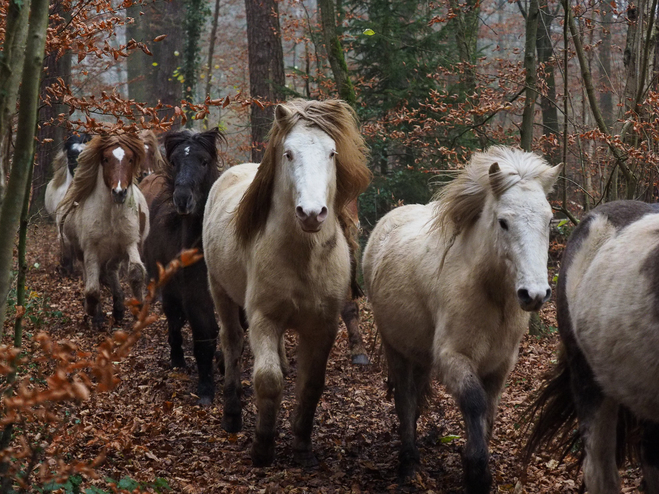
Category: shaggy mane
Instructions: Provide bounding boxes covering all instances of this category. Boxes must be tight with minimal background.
[50,150,69,189]
[234,99,371,246]
[57,133,146,222]
[141,129,166,174]
[433,146,552,235]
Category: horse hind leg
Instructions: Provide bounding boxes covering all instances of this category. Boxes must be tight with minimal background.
[341,299,369,365]
[641,421,659,494]
[439,352,492,494]
[101,263,125,323]
[161,289,186,369]
[384,343,426,481]
[290,322,338,467]
[126,244,146,302]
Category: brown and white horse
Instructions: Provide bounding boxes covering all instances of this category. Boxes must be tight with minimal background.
[58,134,149,328]
[203,99,371,467]
[139,129,165,181]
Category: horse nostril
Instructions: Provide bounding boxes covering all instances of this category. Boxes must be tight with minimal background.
[317,206,328,222]
[544,287,552,301]
[517,288,531,304]
[296,206,308,220]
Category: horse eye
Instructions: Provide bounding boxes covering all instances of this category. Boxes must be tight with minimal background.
[284,151,292,160]
[498,219,509,231]
[330,150,337,159]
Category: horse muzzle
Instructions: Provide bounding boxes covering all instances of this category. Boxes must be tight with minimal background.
[517,286,552,312]
[112,188,128,204]
[296,205,328,233]
[173,191,196,216]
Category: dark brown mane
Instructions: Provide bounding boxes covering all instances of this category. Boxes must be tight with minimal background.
[57,133,146,222]
[234,99,371,246]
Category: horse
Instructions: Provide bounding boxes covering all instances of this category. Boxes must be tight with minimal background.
[45,133,92,218]
[523,200,659,494]
[203,99,371,467]
[142,128,225,406]
[139,129,165,181]
[362,146,562,493]
[58,133,149,329]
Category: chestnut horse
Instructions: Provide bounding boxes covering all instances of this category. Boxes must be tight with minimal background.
[203,99,371,467]
[58,134,148,328]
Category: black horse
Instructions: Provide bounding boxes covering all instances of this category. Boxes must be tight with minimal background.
[65,133,92,176]
[143,128,225,406]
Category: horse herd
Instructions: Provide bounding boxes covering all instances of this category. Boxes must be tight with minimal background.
[42,99,658,494]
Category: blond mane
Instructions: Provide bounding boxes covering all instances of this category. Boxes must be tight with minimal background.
[234,99,372,246]
[57,133,146,222]
[140,130,165,174]
[433,146,552,234]
[51,150,69,189]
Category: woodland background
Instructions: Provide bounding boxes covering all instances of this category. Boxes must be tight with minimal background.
[0,0,657,491]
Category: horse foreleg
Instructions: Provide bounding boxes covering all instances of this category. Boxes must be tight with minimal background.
[162,289,187,369]
[579,397,619,494]
[249,311,286,467]
[642,421,659,494]
[187,292,219,407]
[210,282,244,433]
[290,324,337,468]
[126,244,146,302]
[481,362,514,441]
[384,342,424,481]
[82,254,104,328]
[103,266,125,323]
[341,300,369,365]
[440,353,492,494]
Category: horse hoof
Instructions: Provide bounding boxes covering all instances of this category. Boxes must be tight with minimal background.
[170,356,186,369]
[293,450,318,468]
[222,413,242,433]
[464,457,492,494]
[351,353,370,365]
[251,441,275,467]
[198,395,213,407]
[112,309,125,322]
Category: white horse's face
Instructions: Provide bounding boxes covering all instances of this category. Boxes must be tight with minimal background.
[492,177,555,311]
[282,122,337,233]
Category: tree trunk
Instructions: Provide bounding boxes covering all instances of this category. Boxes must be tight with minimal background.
[182,0,208,126]
[0,0,50,334]
[0,0,33,205]
[537,0,559,162]
[521,0,539,151]
[204,0,222,127]
[599,0,614,129]
[245,0,286,162]
[318,0,356,107]
[623,0,645,116]
[126,2,148,103]
[31,25,71,216]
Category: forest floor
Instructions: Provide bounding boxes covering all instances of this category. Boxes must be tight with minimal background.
[1,222,644,493]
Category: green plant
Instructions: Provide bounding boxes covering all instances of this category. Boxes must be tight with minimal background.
[40,474,171,494]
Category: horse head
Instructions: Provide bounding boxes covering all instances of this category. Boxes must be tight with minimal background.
[139,130,164,181]
[275,104,338,233]
[100,134,145,204]
[164,128,222,216]
[64,133,91,177]
[485,153,562,311]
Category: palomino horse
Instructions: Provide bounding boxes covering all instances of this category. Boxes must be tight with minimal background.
[363,146,561,493]
[58,134,149,328]
[203,99,371,466]
[524,200,659,494]
[143,128,225,406]
[45,133,92,218]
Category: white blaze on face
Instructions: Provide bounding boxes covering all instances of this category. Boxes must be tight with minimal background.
[185,146,191,156]
[284,123,335,223]
[111,147,126,194]
[72,143,85,153]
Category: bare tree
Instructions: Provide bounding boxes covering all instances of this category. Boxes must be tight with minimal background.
[521,0,539,151]
[245,0,286,162]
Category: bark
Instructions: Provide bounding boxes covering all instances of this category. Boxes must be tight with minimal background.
[537,0,560,162]
[521,0,539,152]
[599,0,614,129]
[245,0,286,162]
[623,0,645,115]
[318,0,356,107]
[126,2,148,103]
[204,0,222,126]
[0,0,33,205]
[0,0,50,335]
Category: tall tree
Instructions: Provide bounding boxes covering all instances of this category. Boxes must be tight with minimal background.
[318,0,356,106]
[0,0,50,333]
[126,2,148,104]
[0,0,33,204]
[244,0,286,162]
[599,0,614,129]
[521,0,539,151]
[182,0,209,126]
[537,0,559,153]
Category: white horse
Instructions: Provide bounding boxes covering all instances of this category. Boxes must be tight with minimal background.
[525,200,659,494]
[203,99,371,467]
[363,146,561,493]
[59,134,149,328]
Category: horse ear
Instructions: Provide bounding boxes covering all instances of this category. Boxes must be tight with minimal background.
[488,162,504,195]
[275,104,292,127]
[539,164,563,194]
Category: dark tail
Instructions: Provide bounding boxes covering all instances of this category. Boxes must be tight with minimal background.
[348,228,364,300]
[522,350,579,468]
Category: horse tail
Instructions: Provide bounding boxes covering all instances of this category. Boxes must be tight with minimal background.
[522,349,579,469]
